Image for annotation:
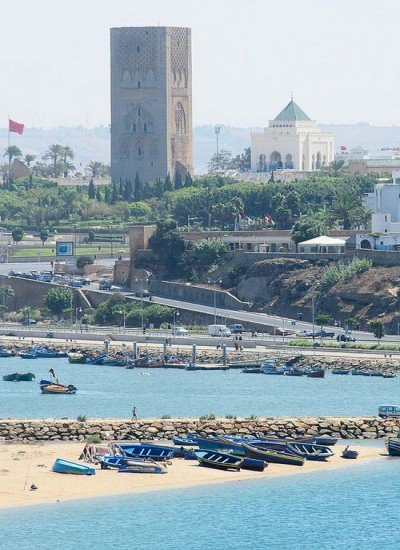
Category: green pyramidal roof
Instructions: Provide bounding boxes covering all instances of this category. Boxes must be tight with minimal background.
[274,100,311,121]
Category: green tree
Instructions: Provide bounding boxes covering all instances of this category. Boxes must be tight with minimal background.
[0,285,14,308]
[88,179,96,199]
[315,312,333,329]
[148,219,186,275]
[44,287,72,316]
[174,171,183,190]
[95,187,102,202]
[291,216,325,249]
[88,230,95,243]
[86,161,103,178]
[208,149,232,172]
[328,188,367,229]
[184,172,193,187]
[11,227,24,244]
[229,147,251,172]
[111,182,118,204]
[369,320,385,343]
[164,173,173,192]
[134,172,143,201]
[76,255,94,270]
[3,145,22,165]
[327,160,345,177]
[39,229,49,245]
[24,154,36,167]
[43,144,64,177]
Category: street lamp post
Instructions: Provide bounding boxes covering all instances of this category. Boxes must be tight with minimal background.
[172,310,180,331]
[135,275,148,331]
[207,277,222,324]
[214,125,221,170]
[119,308,126,333]
[75,307,82,332]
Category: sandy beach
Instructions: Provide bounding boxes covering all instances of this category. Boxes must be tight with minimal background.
[0,441,384,510]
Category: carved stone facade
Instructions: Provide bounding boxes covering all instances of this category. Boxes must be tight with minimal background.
[110,27,193,184]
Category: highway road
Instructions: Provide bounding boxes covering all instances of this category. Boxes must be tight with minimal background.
[0,260,397,344]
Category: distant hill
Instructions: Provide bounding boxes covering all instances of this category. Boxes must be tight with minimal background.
[2,122,400,175]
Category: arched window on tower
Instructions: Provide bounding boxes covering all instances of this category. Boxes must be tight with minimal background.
[175,102,186,134]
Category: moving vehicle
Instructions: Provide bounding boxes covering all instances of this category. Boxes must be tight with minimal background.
[69,279,83,288]
[21,318,37,325]
[337,334,356,342]
[315,329,335,338]
[208,324,232,337]
[171,327,188,336]
[378,405,400,419]
[99,279,112,290]
[132,288,150,298]
[229,323,244,334]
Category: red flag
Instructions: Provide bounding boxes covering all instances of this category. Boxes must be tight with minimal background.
[9,119,24,135]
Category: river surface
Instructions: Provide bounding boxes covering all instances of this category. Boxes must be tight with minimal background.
[0,357,398,418]
[0,455,398,550]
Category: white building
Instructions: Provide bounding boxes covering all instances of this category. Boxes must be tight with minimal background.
[357,171,400,250]
[251,99,334,173]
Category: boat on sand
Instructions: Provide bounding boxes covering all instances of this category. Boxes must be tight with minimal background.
[194,450,243,471]
[52,458,95,475]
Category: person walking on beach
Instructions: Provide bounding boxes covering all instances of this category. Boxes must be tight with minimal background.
[132,406,138,420]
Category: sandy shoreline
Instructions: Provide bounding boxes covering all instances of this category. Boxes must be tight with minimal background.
[0,441,384,510]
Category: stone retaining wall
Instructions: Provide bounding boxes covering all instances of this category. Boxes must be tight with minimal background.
[0,417,397,442]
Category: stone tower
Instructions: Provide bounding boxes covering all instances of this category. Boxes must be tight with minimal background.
[110,26,193,185]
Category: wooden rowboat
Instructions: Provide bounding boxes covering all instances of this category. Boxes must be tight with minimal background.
[194,450,243,471]
[242,442,305,466]
[52,458,95,475]
[286,442,334,461]
[40,379,77,394]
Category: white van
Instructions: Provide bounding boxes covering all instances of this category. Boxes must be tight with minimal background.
[208,324,232,337]
[378,405,400,418]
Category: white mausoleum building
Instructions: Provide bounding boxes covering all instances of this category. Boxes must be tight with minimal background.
[251,99,334,173]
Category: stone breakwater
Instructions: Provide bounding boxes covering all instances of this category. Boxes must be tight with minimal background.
[0,417,398,442]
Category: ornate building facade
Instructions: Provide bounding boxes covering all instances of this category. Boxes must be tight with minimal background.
[251,100,334,172]
[110,27,193,183]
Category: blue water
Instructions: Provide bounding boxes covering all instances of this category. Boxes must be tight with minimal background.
[0,356,398,418]
[0,457,399,549]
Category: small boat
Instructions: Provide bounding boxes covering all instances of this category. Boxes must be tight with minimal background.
[261,360,284,375]
[0,346,14,357]
[341,446,358,459]
[68,352,89,364]
[185,362,198,371]
[242,367,262,374]
[285,368,305,376]
[134,356,164,368]
[99,455,167,473]
[306,368,325,378]
[39,379,77,394]
[332,368,350,375]
[242,442,305,466]
[163,355,189,368]
[370,371,384,377]
[314,436,338,447]
[382,373,396,378]
[286,442,334,461]
[20,352,38,359]
[386,438,400,457]
[351,369,366,376]
[52,458,95,475]
[3,372,35,382]
[116,443,175,461]
[241,457,267,471]
[119,463,168,474]
[172,435,198,446]
[194,450,243,471]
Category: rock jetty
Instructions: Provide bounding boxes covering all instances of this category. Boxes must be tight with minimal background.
[0,417,397,442]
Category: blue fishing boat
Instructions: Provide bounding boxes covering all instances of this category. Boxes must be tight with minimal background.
[314,436,338,446]
[52,458,95,475]
[3,372,35,382]
[286,442,334,461]
[242,442,305,466]
[185,362,198,371]
[386,438,400,457]
[341,446,358,459]
[115,443,175,461]
[194,450,243,471]
[0,345,14,357]
[241,457,267,471]
[332,368,350,375]
[172,435,198,446]
[261,360,284,375]
[99,455,167,473]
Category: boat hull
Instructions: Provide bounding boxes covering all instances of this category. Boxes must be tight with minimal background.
[194,450,243,471]
[286,442,334,461]
[3,372,35,382]
[52,458,95,475]
[386,439,400,457]
[40,380,77,394]
[242,442,305,466]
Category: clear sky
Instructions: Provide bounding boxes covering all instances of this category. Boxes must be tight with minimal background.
[1,0,399,128]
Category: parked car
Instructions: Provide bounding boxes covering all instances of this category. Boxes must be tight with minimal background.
[337,334,356,342]
[208,324,232,337]
[132,288,150,298]
[315,329,335,338]
[379,405,400,419]
[171,327,189,336]
[69,279,83,288]
[99,279,112,290]
[9,270,22,277]
[296,329,314,337]
[229,323,244,334]
[21,319,37,325]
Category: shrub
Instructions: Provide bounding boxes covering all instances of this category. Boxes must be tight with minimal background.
[77,414,87,422]
[76,255,94,270]
[44,287,72,316]
[161,414,171,419]
[199,413,216,421]
[225,414,237,419]
[85,434,102,443]
[320,258,372,289]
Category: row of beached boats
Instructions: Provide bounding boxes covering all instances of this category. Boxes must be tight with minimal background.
[243,360,325,378]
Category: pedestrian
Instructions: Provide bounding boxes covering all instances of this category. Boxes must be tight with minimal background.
[216,342,221,350]
[132,406,138,420]
[235,342,239,351]
[143,327,146,335]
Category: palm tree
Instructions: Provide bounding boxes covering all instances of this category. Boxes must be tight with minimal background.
[86,161,104,179]
[60,161,75,177]
[3,146,22,165]
[328,188,366,229]
[328,160,345,177]
[0,285,14,308]
[24,154,36,167]
[43,144,64,177]
[60,146,75,177]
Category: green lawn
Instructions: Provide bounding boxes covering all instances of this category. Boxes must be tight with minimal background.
[11,246,128,258]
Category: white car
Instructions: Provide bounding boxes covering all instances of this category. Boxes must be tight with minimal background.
[171,327,189,336]
[296,329,314,337]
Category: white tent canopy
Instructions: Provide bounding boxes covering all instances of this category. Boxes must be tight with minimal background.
[298,235,346,246]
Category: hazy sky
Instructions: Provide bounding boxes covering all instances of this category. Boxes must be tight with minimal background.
[1,0,399,129]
